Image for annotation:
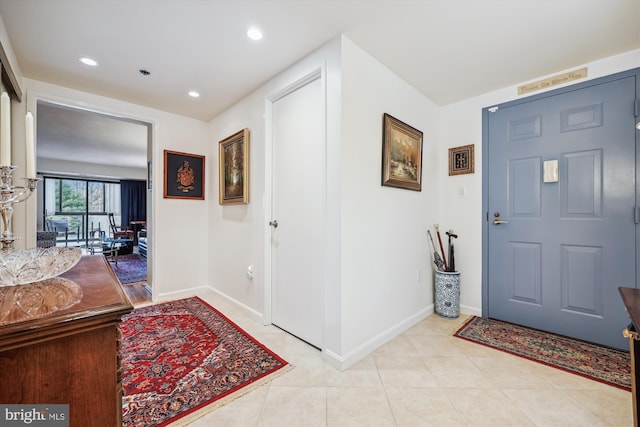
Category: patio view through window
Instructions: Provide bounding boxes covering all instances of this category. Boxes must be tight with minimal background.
[43,176,122,247]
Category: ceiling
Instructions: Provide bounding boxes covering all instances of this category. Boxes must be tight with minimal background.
[0,0,638,169]
[36,101,148,169]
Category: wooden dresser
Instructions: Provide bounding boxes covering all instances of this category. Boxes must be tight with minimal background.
[0,255,133,427]
[619,286,640,427]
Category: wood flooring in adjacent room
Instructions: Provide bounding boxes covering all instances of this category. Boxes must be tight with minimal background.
[122,282,151,306]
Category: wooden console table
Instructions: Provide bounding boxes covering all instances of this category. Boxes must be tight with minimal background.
[0,255,133,427]
[619,286,640,427]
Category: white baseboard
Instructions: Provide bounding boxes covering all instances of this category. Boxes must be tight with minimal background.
[157,285,264,324]
[155,285,210,303]
[460,304,481,317]
[322,305,434,371]
[206,286,263,322]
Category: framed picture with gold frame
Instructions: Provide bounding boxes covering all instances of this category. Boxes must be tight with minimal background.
[448,144,475,176]
[218,129,249,205]
[163,150,205,200]
[381,113,423,191]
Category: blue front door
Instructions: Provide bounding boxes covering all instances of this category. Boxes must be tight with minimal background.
[485,71,638,349]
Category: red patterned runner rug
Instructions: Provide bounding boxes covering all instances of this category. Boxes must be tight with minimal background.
[454,316,631,391]
[120,297,290,426]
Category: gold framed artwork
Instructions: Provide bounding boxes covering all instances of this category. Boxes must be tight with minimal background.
[163,150,205,200]
[218,129,249,205]
[381,113,423,191]
[448,144,475,176]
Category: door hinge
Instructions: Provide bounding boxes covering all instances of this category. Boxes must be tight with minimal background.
[635,99,640,117]
[635,206,640,224]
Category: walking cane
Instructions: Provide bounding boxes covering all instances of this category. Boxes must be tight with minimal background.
[427,230,444,271]
[434,224,448,271]
[446,230,458,272]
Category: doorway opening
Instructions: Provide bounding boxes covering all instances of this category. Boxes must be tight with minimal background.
[35,100,153,304]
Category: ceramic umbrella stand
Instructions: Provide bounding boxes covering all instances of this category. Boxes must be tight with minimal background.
[434,270,460,318]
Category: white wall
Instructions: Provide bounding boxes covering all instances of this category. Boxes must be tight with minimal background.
[22,78,210,300]
[208,37,350,361]
[208,38,342,325]
[207,35,346,359]
[438,49,640,315]
[210,36,638,369]
[208,36,439,368]
[207,99,266,317]
[338,38,439,363]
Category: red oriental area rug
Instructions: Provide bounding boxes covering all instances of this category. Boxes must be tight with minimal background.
[454,316,631,391]
[120,297,289,426]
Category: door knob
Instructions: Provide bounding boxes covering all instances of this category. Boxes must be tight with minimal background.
[492,212,508,225]
[269,220,278,228]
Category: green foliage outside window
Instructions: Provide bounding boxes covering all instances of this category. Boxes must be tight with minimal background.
[58,180,87,212]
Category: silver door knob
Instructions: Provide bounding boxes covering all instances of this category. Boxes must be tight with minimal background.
[269,220,278,228]
[493,219,509,225]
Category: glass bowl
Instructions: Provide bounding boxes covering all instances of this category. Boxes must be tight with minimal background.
[0,247,82,286]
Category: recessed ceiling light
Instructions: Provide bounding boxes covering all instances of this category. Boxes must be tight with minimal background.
[188,91,200,98]
[246,27,263,41]
[78,57,98,66]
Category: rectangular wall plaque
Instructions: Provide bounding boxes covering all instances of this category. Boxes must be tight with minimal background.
[543,160,559,183]
[518,68,588,95]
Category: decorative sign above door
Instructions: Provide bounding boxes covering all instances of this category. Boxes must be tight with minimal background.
[518,68,588,95]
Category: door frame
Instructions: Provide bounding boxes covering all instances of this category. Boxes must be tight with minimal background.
[262,67,327,336]
[481,67,640,316]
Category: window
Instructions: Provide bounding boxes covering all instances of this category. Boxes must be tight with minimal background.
[43,176,121,246]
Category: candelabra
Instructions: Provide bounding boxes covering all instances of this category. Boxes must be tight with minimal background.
[0,165,38,250]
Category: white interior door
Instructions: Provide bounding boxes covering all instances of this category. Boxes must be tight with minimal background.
[270,75,324,348]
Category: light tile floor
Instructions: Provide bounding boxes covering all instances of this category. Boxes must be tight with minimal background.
[184,290,632,426]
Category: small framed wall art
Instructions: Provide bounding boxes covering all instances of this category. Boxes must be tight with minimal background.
[448,144,475,176]
[163,150,205,200]
[218,128,249,205]
[381,113,423,191]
